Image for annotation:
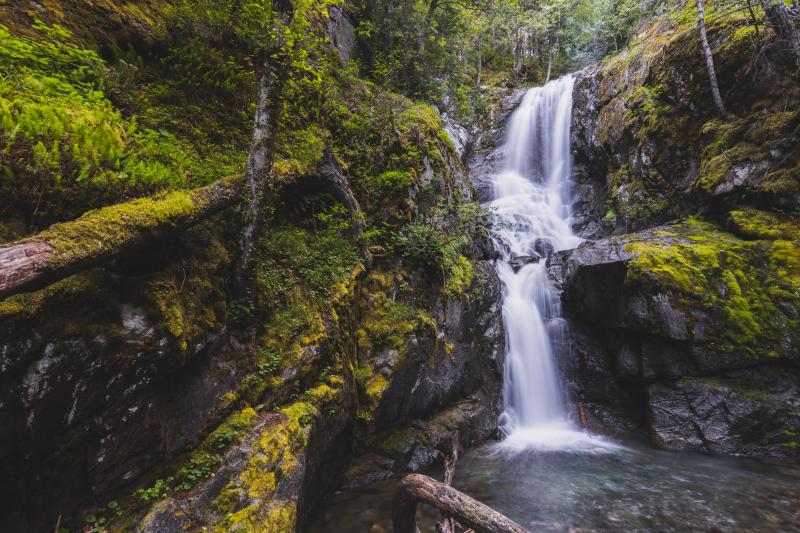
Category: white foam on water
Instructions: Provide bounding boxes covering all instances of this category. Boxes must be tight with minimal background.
[493,422,625,454]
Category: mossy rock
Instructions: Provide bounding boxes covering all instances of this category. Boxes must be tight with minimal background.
[624,220,800,359]
[565,219,799,366]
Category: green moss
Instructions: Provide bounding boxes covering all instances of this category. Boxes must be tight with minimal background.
[27,175,239,268]
[0,273,101,318]
[376,426,423,457]
[359,288,436,352]
[358,374,390,422]
[697,110,799,194]
[444,255,473,297]
[211,377,344,531]
[728,209,800,241]
[273,124,329,177]
[698,143,764,192]
[143,230,230,352]
[624,220,799,357]
[205,407,259,453]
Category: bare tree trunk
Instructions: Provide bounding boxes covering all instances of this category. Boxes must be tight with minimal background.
[393,474,529,533]
[745,0,761,43]
[476,36,483,88]
[0,176,242,300]
[236,0,295,289]
[765,2,800,67]
[514,31,524,82]
[545,47,554,83]
[697,0,726,115]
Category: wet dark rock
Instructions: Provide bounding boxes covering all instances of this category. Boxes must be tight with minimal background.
[374,393,500,474]
[509,254,539,272]
[554,222,800,456]
[569,28,800,234]
[341,454,396,490]
[649,368,800,456]
[533,238,555,259]
[372,261,504,429]
[562,238,630,328]
[138,387,355,533]
[545,250,569,292]
[570,65,609,240]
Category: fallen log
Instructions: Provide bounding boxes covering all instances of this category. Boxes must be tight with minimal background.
[393,473,529,533]
[0,175,242,300]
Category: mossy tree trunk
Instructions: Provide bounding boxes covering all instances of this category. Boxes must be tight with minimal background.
[697,0,726,115]
[0,176,242,300]
[236,0,295,291]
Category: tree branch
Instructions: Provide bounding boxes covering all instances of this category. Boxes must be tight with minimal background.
[392,474,529,533]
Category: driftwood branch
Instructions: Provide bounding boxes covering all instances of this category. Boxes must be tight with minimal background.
[0,175,242,300]
[393,474,529,533]
[437,436,460,533]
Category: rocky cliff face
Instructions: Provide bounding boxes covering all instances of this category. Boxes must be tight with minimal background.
[560,9,800,457]
[0,90,505,532]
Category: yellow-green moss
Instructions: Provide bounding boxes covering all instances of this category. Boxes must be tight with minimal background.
[215,501,297,533]
[697,110,799,193]
[377,425,427,457]
[728,209,800,241]
[0,273,97,318]
[144,234,230,353]
[624,220,799,356]
[359,276,437,352]
[29,175,240,268]
[444,255,473,297]
[211,377,344,531]
[364,374,390,406]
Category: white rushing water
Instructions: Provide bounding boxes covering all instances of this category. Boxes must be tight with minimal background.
[488,76,618,453]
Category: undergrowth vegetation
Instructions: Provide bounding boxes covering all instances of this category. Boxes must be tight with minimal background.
[0,21,244,229]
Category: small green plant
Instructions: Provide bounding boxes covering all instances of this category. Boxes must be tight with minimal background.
[173,452,220,492]
[81,501,120,533]
[394,198,489,295]
[135,478,172,504]
[257,347,283,376]
[299,412,314,427]
[228,297,256,325]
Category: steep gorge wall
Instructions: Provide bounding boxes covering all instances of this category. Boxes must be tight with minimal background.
[559,5,800,456]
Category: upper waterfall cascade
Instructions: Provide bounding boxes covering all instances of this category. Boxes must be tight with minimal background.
[488,76,615,452]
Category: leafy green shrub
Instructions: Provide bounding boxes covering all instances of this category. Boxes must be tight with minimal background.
[257,347,283,376]
[375,170,413,196]
[394,198,489,295]
[259,206,361,297]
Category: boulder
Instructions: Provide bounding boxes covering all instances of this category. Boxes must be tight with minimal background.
[556,220,800,455]
[509,254,539,272]
[649,368,800,456]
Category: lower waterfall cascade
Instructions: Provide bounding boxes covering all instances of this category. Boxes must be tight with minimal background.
[488,75,615,452]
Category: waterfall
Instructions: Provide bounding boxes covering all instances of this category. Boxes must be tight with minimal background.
[489,76,609,452]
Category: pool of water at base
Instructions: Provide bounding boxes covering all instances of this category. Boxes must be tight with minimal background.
[306,440,800,532]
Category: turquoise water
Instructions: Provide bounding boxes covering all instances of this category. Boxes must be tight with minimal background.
[307,441,800,532]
